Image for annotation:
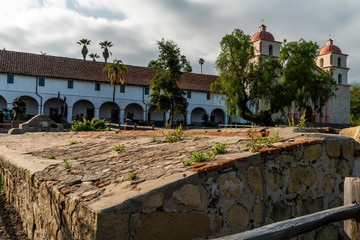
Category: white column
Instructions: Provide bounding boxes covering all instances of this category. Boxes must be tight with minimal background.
[38,105,42,115]
[165,112,170,123]
[224,114,229,125]
[120,109,125,124]
[6,103,12,111]
[143,110,148,122]
[94,108,100,119]
[67,106,73,123]
[186,113,191,125]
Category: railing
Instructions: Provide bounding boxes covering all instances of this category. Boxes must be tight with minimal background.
[214,177,360,240]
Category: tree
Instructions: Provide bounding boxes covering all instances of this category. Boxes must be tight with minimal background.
[199,58,205,74]
[99,41,113,63]
[212,29,337,125]
[103,59,128,123]
[147,39,190,128]
[89,53,100,61]
[350,84,360,125]
[77,38,91,60]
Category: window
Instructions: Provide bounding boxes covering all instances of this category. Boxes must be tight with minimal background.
[7,75,14,84]
[187,91,191,99]
[95,82,100,91]
[120,85,125,93]
[207,92,211,100]
[39,77,45,86]
[68,80,74,89]
[269,45,273,56]
[338,57,342,67]
[338,74,342,84]
[144,87,149,95]
[320,58,324,68]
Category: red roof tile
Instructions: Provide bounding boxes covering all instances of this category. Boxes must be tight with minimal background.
[0,50,218,92]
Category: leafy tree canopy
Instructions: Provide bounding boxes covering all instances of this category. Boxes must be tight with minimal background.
[212,29,337,125]
[350,84,360,125]
[147,39,189,127]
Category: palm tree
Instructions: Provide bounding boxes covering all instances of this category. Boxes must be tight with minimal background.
[77,38,91,60]
[99,41,113,63]
[103,59,128,123]
[199,58,205,74]
[89,53,100,61]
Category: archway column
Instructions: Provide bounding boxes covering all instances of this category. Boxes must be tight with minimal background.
[143,110,148,122]
[6,103,12,111]
[120,109,125,124]
[186,113,191,125]
[224,114,229,125]
[67,106,73,123]
[165,112,170,123]
[94,108,100,119]
[38,105,44,115]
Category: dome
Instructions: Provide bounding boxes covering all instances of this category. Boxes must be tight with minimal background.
[250,24,275,42]
[318,39,342,55]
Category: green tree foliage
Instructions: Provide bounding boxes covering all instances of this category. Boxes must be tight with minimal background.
[103,59,128,123]
[212,29,337,125]
[148,39,190,127]
[350,84,360,125]
[99,41,113,63]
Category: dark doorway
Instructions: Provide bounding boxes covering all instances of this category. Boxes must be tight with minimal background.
[305,106,313,122]
[86,108,94,120]
[111,109,119,123]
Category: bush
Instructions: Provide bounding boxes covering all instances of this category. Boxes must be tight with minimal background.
[213,143,229,155]
[202,120,218,128]
[163,124,187,143]
[71,118,109,132]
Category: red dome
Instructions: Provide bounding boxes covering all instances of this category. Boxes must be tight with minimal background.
[251,24,275,42]
[318,39,342,55]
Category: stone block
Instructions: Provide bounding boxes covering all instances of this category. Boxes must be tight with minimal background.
[274,154,293,163]
[304,197,323,214]
[325,141,341,157]
[340,160,351,177]
[135,212,211,240]
[246,166,263,195]
[324,175,333,193]
[216,172,242,199]
[317,225,339,240]
[288,166,316,192]
[266,172,283,191]
[343,141,354,157]
[141,190,164,209]
[305,144,323,161]
[252,201,263,224]
[227,204,249,228]
[96,213,129,240]
[173,184,201,208]
[272,201,291,222]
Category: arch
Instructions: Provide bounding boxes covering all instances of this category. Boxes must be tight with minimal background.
[72,100,95,120]
[14,96,39,118]
[0,95,7,110]
[148,106,164,123]
[305,106,313,122]
[338,74,342,84]
[99,102,120,123]
[190,107,207,125]
[320,58,324,68]
[124,103,144,123]
[210,108,225,124]
[269,45,273,56]
[338,57,341,67]
[43,98,68,122]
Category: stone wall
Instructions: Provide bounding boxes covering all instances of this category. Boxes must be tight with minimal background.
[0,134,359,239]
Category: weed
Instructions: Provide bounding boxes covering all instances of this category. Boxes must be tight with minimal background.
[70,140,78,145]
[129,171,136,180]
[193,136,200,141]
[47,154,55,159]
[115,129,121,134]
[213,143,229,155]
[0,179,4,192]
[64,160,72,169]
[73,156,78,160]
[245,126,281,152]
[190,151,214,163]
[163,124,187,143]
[71,118,109,132]
[183,160,192,166]
[288,109,306,128]
[113,144,125,151]
[151,135,157,142]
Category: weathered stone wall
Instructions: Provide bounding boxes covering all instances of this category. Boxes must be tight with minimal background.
[0,134,359,239]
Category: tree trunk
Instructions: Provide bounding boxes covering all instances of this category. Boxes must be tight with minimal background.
[103,48,109,63]
[112,85,116,123]
[81,46,88,60]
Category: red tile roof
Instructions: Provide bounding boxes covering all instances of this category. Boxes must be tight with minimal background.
[0,50,218,92]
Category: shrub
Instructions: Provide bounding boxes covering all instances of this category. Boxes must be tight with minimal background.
[113,144,125,151]
[129,171,136,180]
[246,125,281,152]
[64,160,72,169]
[213,143,229,155]
[71,118,108,132]
[163,124,187,143]
[47,154,55,159]
[151,135,157,142]
[190,151,214,163]
[70,140,78,145]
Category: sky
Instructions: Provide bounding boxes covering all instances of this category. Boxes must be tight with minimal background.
[0,0,359,84]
